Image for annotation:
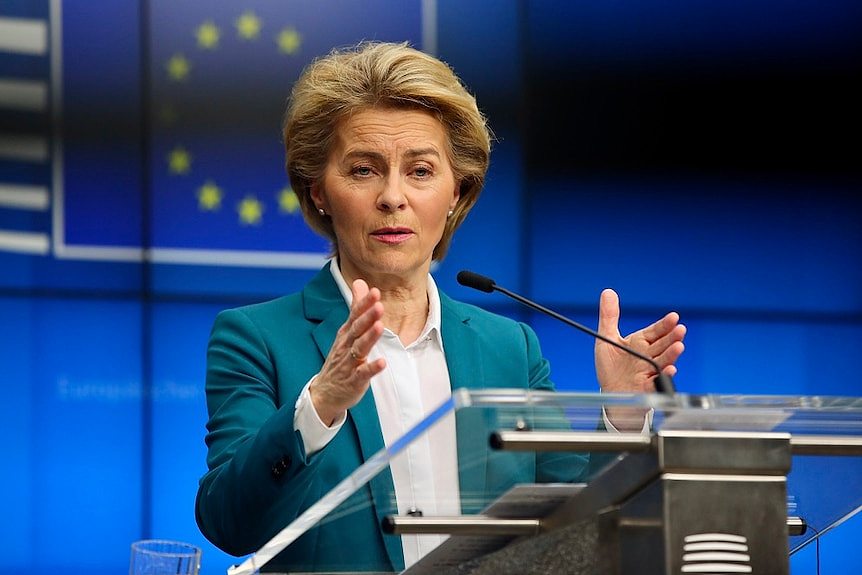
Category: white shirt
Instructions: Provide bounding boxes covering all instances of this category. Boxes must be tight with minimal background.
[293,261,459,568]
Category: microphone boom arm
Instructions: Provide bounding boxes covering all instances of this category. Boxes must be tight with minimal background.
[456,270,675,394]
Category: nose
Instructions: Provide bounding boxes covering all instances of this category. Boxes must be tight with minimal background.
[376,176,407,212]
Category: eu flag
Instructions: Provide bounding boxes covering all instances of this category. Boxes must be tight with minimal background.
[146,0,425,267]
[1,0,427,279]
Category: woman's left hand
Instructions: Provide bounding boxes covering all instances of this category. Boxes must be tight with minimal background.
[594,288,686,394]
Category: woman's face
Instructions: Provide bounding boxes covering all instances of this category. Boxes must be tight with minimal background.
[312,107,459,286]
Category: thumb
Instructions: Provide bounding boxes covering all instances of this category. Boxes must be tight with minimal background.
[597,288,621,340]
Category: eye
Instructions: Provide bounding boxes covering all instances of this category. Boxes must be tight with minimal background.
[413,165,433,179]
[352,165,374,177]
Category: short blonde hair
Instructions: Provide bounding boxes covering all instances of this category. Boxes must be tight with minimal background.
[283,41,491,260]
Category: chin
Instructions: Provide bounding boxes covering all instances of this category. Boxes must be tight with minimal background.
[366,253,430,277]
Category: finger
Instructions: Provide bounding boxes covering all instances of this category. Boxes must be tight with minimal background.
[646,323,687,358]
[355,357,387,379]
[597,288,621,340]
[347,300,384,344]
[348,280,380,321]
[349,319,384,362]
[346,280,375,323]
[351,278,369,303]
[348,346,367,363]
[640,311,680,345]
[654,340,685,371]
[343,283,382,337]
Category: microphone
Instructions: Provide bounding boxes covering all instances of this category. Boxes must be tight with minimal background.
[456,270,676,394]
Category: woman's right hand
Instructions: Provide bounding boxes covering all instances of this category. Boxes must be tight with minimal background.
[309,279,387,425]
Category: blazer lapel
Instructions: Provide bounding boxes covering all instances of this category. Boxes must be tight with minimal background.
[440,293,491,514]
[440,294,485,392]
[303,263,404,570]
[350,390,405,570]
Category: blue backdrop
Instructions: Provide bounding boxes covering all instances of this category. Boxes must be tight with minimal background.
[1,1,860,574]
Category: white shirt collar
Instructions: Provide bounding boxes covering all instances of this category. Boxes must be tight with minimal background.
[328,259,443,347]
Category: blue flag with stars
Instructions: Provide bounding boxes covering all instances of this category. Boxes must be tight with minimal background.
[148,0,425,266]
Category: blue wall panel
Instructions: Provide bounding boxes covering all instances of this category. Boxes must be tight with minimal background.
[0,298,35,571]
[149,301,241,575]
[528,179,862,312]
[0,297,143,575]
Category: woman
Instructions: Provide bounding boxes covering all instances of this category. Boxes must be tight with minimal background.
[195,42,685,573]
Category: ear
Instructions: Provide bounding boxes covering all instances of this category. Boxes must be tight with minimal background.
[310,182,326,211]
[450,180,462,212]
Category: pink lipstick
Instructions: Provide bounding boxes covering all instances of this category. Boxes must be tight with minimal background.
[371,227,414,244]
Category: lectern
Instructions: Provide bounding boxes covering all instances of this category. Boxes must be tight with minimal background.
[229,390,862,574]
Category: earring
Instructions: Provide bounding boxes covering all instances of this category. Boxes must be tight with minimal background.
[318,208,326,216]
[447,209,454,218]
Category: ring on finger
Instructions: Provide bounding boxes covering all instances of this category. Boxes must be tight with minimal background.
[350,347,367,363]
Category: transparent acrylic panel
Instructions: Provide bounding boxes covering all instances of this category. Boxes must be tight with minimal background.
[229,390,862,574]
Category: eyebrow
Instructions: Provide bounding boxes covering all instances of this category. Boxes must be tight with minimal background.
[404,148,441,159]
[342,148,441,162]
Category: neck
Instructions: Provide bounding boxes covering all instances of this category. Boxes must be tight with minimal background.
[378,284,429,344]
[338,260,431,345]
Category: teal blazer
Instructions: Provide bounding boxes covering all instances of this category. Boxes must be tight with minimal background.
[195,264,588,572]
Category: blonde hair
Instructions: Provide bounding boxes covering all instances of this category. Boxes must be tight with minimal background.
[283,41,491,260]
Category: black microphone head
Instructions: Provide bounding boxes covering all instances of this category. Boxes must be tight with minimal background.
[654,373,676,394]
[457,270,496,293]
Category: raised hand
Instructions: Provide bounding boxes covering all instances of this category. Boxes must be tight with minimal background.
[595,288,686,394]
[310,279,387,425]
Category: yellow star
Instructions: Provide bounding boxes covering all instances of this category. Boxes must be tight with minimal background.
[197,181,223,211]
[238,195,264,225]
[168,146,192,174]
[196,20,221,50]
[276,27,302,55]
[278,187,300,214]
[236,11,262,40]
[166,53,191,81]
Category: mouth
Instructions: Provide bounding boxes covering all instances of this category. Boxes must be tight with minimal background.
[370,227,414,244]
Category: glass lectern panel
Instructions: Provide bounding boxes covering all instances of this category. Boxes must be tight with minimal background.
[229,391,862,574]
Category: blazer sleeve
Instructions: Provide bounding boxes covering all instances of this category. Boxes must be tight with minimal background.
[195,307,323,557]
[521,321,553,393]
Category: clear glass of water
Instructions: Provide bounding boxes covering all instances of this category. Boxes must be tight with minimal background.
[130,539,201,575]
